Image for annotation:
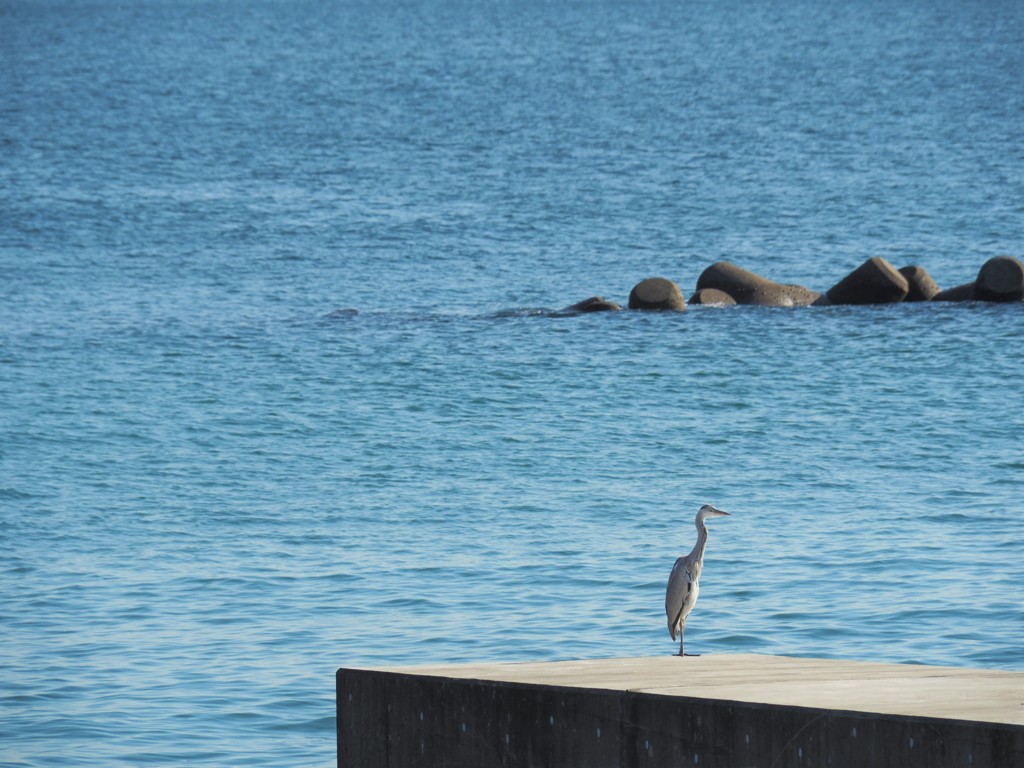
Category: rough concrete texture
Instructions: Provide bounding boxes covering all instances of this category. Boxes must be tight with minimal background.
[695,261,819,307]
[688,288,737,306]
[337,654,1024,768]
[826,257,909,305]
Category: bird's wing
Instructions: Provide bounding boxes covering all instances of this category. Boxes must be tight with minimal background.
[665,557,695,639]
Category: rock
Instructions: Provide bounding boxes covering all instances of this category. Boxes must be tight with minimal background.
[973,255,1024,302]
[689,288,737,306]
[898,266,941,302]
[567,296,623,313]
[929,256,1024,302]
[932,282,976,302]
[778,283,822,306]
[695,261,819,307]
[326,308,360,318]
[826,257,909,305]
[628,277,686,311]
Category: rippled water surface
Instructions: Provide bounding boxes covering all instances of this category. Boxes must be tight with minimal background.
[2,0,1023,765]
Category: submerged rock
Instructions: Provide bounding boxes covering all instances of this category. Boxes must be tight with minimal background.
[778,283,822,306]
[567,296,623,313]
[898,265,941,302]
[825,257,909,305]
[325,308,360,318]
[973,255,1024,302]
[628,277,686,311]
[695,261,819,307]
[689,288,737,306]
[932,282,975,302]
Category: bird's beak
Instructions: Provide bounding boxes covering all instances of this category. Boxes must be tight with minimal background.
[714,508,731,517]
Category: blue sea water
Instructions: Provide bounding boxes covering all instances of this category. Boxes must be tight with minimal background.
[2,0,1024,765]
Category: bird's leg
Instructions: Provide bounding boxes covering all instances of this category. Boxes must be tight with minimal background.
[676,623,701,657]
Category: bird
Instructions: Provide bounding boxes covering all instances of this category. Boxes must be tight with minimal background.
[665,504,732,656]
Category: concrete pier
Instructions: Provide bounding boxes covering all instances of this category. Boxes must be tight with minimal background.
[337,654,1024,768]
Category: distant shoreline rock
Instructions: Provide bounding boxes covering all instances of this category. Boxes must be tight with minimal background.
[566,254,1023,316]
[628,277,686,311]
[696,261,819,307]
[824,257,908,305]
[689,287,736,306]
[566,296,623,313]
[899,265,941,302]
[974,255,1024,302]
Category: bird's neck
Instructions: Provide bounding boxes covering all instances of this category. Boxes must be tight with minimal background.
[688,522,709,571]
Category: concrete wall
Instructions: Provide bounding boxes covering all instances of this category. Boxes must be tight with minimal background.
[337,667,1024,768]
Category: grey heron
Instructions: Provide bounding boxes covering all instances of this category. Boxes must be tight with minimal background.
[665,504,731,656]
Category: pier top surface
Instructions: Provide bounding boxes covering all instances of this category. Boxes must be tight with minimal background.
[358,653,1024,726]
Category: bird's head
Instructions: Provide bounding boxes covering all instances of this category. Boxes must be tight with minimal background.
[697,504,731,522]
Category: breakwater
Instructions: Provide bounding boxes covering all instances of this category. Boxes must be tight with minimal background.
[337,655,1024,768]
[569,255,1024,312]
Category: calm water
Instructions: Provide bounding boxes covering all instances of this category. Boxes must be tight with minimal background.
[2,0,1023,765]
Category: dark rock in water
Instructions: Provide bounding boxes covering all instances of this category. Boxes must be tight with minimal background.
[898,265,941,302]
[689,288,737,306]
[628,277,686,311]
[326,308,360,318]
[973,255,1024,302]
[695,261,819,307]
[932,282,976,302]
[567,296,623,313]
[778,283,822,306]
[826,257,909,305]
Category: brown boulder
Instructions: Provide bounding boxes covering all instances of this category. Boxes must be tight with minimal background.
[689,288,737,306]
[567,296,623,313]
[826,257,909,305]
[695,262,819,307]
[628,277,686,311]
[973,255,1024,302]
[932,282,975,302]
[778,283,822,306]
[898,266,941,302]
